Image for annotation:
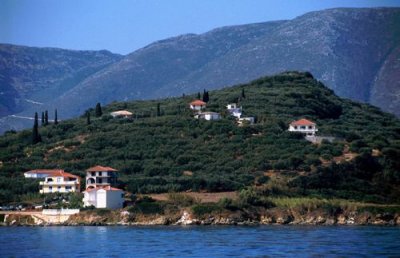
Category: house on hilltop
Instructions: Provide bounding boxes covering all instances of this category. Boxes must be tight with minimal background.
[110,110,133,118]
[288,118,318,136]
[226,103,242,118]
[189,100,206,111]
[195,111,221,121]
[37,170,81,194]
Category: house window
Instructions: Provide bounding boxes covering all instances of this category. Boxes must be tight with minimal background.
[91,172,95,176]
[309,126,313,129]
[58,186,61,191]
[294,126,298,129]
[300,126,306,129]
[57,177,61,182]
[66,186,72,192]
[49,186,52,192]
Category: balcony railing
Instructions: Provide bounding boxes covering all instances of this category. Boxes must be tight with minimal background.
[40,181,79,185]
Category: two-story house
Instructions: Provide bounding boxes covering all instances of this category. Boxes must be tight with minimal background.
[83,165,124,209]
[39,170,81,194]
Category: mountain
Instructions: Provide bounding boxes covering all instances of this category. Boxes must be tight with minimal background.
[1,8,399,133]
[0,44,122,131]
[1,72,399,204]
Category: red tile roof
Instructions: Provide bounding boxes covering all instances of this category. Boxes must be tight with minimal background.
[290,118,316,126]
[86,165,118,172]
[25,169,80,179]
[190,100,206,106]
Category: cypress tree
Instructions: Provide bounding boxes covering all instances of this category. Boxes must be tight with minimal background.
[54,109,58,125]
[157,103,161,117]
[32,112,41,144]
[197,92,201,100]
[95,103,102,117]
[203,90,209,103]
[86,111,91,125]
[44,110,48,126]
[41,112,45,126]
[241,88,246,99]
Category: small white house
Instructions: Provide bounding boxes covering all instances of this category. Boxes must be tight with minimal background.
[189,100,206,111]
[110,110,133,118]
[195,112,221,121]
[83,186,124,209]
[226,103,242,118]
[288,118,318,136]
[237,117,255,126]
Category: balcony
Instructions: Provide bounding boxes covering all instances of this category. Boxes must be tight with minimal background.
[40,181,79,186]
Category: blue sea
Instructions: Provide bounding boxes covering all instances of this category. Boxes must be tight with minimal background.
[0,226,399,257]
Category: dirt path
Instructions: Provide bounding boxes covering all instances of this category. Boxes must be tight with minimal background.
[147,192,238,203]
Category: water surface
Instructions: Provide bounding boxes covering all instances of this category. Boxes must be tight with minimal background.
[0,226,399,257]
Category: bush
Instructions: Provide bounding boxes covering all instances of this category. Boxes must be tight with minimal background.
[95,208,112,216]
[167,193,198,207]
[192,203,221,217]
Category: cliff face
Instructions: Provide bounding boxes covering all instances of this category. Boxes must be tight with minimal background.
[3,208,400,226]
[1,8,400,133]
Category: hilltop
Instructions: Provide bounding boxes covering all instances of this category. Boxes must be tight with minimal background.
[1,8,400,134]
[0,72,399,206]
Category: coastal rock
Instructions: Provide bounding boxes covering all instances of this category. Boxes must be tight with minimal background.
[354,212,371,225]
[176,211,199,225]
[337,215,347,225]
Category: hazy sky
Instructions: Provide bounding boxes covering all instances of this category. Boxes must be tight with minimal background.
[1,0,399,54]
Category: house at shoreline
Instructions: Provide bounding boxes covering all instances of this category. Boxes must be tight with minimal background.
[83,186,124,209]
[82,165,124,209]
[189,100,206,111]
[194,111,221,121]
[288,118,318,136]
[37,170,81,194]
[85,165,118,189]
[110,110,133,118]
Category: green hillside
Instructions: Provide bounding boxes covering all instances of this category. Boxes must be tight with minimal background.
[1,72,399,204]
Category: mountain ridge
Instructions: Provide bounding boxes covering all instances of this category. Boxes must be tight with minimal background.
[1,7,399,134]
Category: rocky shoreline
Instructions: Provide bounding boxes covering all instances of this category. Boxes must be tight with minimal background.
[2,208,400,227]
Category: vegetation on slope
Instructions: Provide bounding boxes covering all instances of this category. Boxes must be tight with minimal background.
[0,72,399,204]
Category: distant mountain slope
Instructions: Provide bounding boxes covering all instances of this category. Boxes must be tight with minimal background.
[1,7,399,134]
[49,8,400,118]
[0,44,122,116]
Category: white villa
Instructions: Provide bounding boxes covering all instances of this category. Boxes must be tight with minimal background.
[189,100,206,111]
[288,118,318,136]
[38,170,81,194]
[83,186,124,209]
[238,117,255,126]
[226,103,242,118]
[110,110,133,118]
[83,165,124,209]
[195,112,221,121]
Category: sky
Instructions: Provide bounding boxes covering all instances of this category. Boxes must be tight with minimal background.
[1,0,399,55]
